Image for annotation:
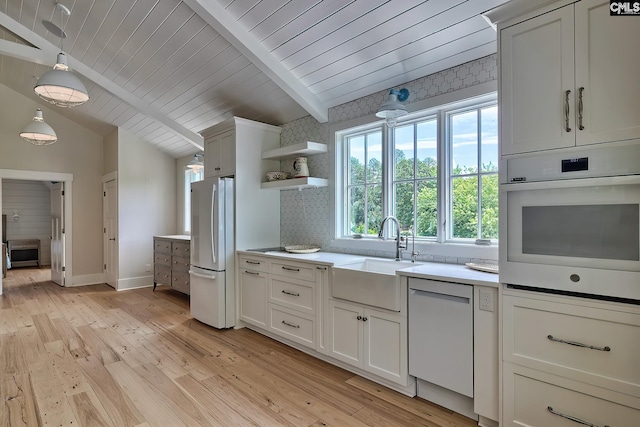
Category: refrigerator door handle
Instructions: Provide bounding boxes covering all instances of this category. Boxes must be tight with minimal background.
[210,184,216,264]
[189,270,217,280]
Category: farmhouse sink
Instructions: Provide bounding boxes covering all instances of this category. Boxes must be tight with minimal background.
[331,258,419,311]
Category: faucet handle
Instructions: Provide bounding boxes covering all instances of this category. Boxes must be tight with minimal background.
[398,236,407,249]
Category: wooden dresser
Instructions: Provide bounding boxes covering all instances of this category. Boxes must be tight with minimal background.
[153,235,190,294]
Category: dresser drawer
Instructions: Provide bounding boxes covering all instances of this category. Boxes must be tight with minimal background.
[504,294,640,396]
[172,241,190,257]
[171,270,190,294]
[269,277,314,314]
[271,261,315,282]
[154,265,171,285]
[154,239,171,254]
[238,256,269,273]
[503,364,640,427]
[171,255,190,272]
[268,304,314,348]
[154,252,171,267]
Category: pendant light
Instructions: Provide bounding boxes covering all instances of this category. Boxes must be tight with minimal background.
[20,109,58,145]
[376,88,410,128]
[187,154,204,173]
[34,3,89,108]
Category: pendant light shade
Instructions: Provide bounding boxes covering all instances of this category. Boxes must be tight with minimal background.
[20,109,58,145]
[34,52,89,107]
[187,154,204,172]
[376,88,410,128]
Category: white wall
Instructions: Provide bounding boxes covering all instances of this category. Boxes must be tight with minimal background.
[117,128,176,290]
[0,84,105,281]
[2,180,52,265]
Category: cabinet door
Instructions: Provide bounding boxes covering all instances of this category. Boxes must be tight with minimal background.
[238,269,268,328]
[327,300,363,368]
[363,308,406,384]
[205,130,235,178]
[575,0,640,146]
[500,5,575,155]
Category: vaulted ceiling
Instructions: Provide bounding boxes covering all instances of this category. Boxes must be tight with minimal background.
[0,0,507,158]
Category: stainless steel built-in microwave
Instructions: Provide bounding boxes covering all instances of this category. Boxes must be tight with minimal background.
[500,145,640,302]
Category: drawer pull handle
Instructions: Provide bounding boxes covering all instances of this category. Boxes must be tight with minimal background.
[547,335,611,352]
[244,270,259,276]
[281,320,300,329]
[547,406,608,427]
[282,266,300,272]
[281,290,300,297]
[245,260,261,265]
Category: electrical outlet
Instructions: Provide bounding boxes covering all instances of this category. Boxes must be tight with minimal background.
[479,288,494,312]
[145,264,151,272]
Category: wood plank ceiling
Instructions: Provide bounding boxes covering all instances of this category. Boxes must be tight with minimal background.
[0,0,508,158]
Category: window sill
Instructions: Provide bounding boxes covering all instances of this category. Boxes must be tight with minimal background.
[327,238,498,263]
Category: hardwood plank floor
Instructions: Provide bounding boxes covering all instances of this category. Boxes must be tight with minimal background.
[1,267,479,427]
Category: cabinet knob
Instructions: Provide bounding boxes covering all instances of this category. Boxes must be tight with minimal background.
[362,317,368,322]
[357,315,362,320]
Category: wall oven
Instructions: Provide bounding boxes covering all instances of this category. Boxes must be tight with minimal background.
[500,144,640,302]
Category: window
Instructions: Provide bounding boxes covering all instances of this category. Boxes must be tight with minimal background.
[184,168,204,233]
[339,94,498,243]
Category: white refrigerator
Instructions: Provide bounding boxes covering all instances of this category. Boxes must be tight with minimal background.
[190,177,235,328]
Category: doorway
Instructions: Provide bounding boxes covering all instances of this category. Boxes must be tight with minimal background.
[0,169,73,295]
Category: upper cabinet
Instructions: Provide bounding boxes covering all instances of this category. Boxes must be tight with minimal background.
[500,0,640,156]
[204,129,235,178]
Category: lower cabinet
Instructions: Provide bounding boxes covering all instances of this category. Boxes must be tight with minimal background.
[153,236,190,294]
[238,268,268,328]
[502,287,640,426]
[327,299,407,385]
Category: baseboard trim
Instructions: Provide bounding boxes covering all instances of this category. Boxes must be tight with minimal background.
[68,273,104,287]
[117,275,153,291]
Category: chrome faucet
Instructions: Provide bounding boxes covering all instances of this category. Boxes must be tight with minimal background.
[378,216,406,261]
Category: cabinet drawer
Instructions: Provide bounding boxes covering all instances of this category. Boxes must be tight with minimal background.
[172,241,190,256]
[238,256,269,273]
[504,295,640,396]
[154,239,171,254]
[268,304,314,348]
[171,270,190,294]
[154,265,171,285]
[269,277,314,314]
[171,255,190,272]
[503,364,640,427]
[154,252,171,267]
[271,261,315,282]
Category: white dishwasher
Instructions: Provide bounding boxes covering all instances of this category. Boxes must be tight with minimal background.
[408,278,474,413]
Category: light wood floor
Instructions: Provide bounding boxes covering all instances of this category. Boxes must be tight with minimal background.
[1,267,478,427]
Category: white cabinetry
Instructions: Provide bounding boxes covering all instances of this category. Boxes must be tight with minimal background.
[502,287,640,426]
[202,117,281,250]
[500,0,640,155]
[236,254,328,351]
[204,130,234,178]
[327,298,407,385]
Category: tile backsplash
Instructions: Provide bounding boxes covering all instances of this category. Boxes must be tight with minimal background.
[279,54,498,264]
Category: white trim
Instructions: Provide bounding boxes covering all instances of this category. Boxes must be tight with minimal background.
[67,273,104,287]
[117,275,153,291]
[102,171,117,183]
[0,169,73,293]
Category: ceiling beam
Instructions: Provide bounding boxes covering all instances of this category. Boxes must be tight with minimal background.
[183,0,329,123]
[0,14,204,151]
[0,39,48,64]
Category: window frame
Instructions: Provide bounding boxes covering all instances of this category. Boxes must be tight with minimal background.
[335,92,498,250]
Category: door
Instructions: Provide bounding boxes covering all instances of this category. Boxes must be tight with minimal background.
[50,182,65,286]
[500,4,575,155]
[238,268,268,327]
[575,0,640,146]
[327,299,363,368]
[103,179,118,289]
[364,308,406,383]
[190,266,227,328]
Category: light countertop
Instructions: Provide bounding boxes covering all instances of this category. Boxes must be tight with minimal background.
[397,262,499,288]
[155,235,191,241]
[238,249,498,287]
